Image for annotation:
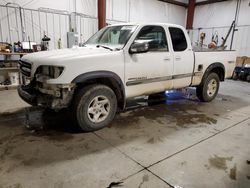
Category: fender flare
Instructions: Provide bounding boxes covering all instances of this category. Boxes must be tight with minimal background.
[202,62,225,83]
[72,71,126,109]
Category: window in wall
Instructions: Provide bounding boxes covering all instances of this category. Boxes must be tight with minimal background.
[169,27,187,51]
[134,26,168,52]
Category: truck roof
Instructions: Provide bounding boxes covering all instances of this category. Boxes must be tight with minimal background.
[108,22,184,29]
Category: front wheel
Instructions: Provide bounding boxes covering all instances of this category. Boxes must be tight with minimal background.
[72,84,117,132]
[196,73,220,102]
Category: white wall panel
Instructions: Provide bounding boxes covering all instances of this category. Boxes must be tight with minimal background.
[106,0,187,26]
[0,0,97,15]
[75,0,97,17]
[0,0,72,12]
[192,0,250,56]
[0,0,187,49]
[107,0,128,22]
[0,0,97,49]
[237,0,250,26]
[193,1,236,28]
[130,0,186,26]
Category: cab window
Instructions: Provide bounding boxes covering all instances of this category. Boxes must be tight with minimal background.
[169,27,187,51]
[133,26,168,52]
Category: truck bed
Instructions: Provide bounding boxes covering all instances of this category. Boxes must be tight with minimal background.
[191,50,236,86]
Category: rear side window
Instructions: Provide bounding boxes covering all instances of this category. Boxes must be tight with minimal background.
[169,27,187,51]
[134,26,168,52]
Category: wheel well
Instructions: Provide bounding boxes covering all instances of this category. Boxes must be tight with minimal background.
[75,77,125,110]
[203,63,225,82]
[210,67,225,81]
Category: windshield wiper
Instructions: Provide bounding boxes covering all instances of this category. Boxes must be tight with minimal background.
[96,45,113,51]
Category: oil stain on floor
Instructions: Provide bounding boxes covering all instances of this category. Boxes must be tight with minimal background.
[208,155,233,171]
[138,174,149,188]
[112,101,218,129]
[229,164,237,180]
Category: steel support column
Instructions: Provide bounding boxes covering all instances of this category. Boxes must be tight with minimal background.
[98,0,106,30]
[186,0,195,29]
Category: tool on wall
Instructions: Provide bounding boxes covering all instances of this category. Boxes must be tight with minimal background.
[208,31,218,49]
[41,32,51,51]
[195,27,202,47]
[193,29,208,51]
[199,32,206,48]
[195,32,206,50]
[57,38,62,49]
[218,20,238,50]
[230,0,241,50]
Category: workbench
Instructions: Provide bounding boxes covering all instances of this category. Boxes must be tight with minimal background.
[0,52,27,90]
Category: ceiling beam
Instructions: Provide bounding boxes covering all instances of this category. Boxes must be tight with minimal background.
[195,0,228,6]
[158,0,188,8]
[159,0,229,8]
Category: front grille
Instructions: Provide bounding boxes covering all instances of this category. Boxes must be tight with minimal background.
[19,60,32,77]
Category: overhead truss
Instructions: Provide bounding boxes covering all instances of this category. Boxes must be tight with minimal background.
[158,0,229,7]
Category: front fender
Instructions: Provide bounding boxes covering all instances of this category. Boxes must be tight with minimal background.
[72,71,126,110]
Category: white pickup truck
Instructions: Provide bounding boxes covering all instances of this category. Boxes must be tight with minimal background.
[18,23,236,131]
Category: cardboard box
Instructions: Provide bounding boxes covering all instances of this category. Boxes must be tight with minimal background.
[236,56,250,66]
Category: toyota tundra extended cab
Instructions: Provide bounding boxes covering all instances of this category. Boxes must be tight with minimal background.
[18,23,236,131]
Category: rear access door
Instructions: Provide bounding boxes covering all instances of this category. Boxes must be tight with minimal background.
[168,27,194,88]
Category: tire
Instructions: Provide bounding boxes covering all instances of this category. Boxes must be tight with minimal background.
[196,73,220,102]
[72,84,117,132]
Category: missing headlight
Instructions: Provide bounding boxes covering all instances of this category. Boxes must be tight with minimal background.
[36,66,64,79]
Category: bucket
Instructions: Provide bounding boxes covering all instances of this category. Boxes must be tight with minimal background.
[0,75,5,84]
[8,72,20,85]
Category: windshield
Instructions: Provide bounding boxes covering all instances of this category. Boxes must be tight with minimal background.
[85,25,137,49]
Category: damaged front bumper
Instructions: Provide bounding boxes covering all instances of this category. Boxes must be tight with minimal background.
[18,82,75,110]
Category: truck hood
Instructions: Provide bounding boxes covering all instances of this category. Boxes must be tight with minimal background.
[21,46,119,65]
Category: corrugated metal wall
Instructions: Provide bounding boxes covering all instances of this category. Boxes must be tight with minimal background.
[106,0,186,25]
[190,0,250,56]
[0,5,98,49]
[0,0,187,49]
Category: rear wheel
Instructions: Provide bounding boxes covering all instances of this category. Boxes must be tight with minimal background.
[72,84,117,132]
[196,73,220,102]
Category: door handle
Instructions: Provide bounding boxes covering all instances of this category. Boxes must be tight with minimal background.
[164,57,171,61]
[175,56,181,61]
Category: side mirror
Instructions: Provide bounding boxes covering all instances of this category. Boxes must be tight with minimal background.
[129,42,149,54]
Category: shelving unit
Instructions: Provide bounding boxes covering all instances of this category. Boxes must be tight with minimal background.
[0,84,18,91]
[0,52,27,56]
[0,67,19,70]
[0,52,27,90]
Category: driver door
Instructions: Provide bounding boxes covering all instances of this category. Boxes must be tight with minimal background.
[124,25,174,98]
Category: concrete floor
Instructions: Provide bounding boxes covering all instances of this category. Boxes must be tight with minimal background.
[0,80,250,188]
